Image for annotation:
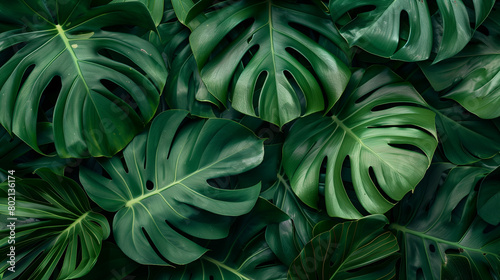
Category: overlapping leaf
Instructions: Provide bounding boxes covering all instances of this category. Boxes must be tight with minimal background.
[390,164,500,279]
[330,0,495,62]
[289,215,399,280]
[421,89,500,165]
[0,0,166,158]
[149,198,289,280]
[283,66,438,219]
[420,5,500,119]
[0,169,110,280]
[153,5,221,117]
[80,110,264,265]
[174,0,352,126]
[262,172,330,266]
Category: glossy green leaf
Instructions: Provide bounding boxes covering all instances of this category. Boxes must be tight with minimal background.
[80,110,264,265]
[420,6,500,119]
[0,169,110,280]
[390,164,500,280]
[149,198,289,280]
[181,0,351,126]
[0,0,166,158]
[288,215,399,280]
[283,66,438,219]
[421,89,500,165]
[262,172,330,266]
[478,166,500,226]
[330,0,495,62]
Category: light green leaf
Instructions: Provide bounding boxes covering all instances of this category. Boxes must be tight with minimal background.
[80,110,265,265]
[283,66,438,219]
[421,89,500,165]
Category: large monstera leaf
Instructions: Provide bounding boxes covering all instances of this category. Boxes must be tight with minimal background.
[289,215,399,280]
[175,0,351,126]
[0,0,166,158]
[330,0,495,62]
[283,66,438,219]
[149,198,289,280]
[390,164,500,280]
[0,169,110,280]
[420,6,500,119]
[79,110,265,265]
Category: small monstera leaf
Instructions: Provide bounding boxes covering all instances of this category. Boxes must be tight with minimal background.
[390,164,500,280]
[420,6,500,119]
[289,215,399,280]
[149,198,289,279]
[330,0,495,62]
[283,66,438,219]
[0,0,166,158]
[174,0,352,126]
[0,169,110,280]
[80,110,265,265]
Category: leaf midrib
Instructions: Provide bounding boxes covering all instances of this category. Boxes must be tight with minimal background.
[389,223,499,257]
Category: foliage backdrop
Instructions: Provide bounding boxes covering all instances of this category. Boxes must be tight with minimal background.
[0,0,499,279]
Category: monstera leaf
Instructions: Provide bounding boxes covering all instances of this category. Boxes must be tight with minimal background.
[174,0,352,126]
[330,0,495,62]
[149,198,289,280]
[283,66,438,219]
[289,215,399,280]
[421,89,500,165]
[0,169,110,280]
[0,0,166,158]
[80,110,265,265]
[390,164,500,280]
[420,6,500,119]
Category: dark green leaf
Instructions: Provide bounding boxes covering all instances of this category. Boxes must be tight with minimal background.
[288,215,399,280]
[263,173,330,266]
[478,166,500,226]
[390,164,500,280]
